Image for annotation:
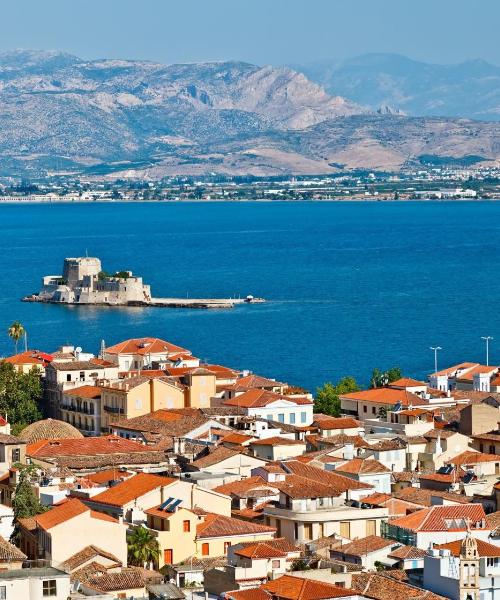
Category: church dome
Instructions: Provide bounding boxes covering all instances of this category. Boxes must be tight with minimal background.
[18,418,84,443]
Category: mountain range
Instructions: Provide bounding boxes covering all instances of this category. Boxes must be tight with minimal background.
[293,53,500,121]
[0,50,499,178]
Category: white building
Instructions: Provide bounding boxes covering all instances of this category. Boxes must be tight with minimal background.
[0,567,71,600]
[423,534,500,600]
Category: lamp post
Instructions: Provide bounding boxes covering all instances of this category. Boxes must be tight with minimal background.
[430,346,442,374]
[481,336,493,366]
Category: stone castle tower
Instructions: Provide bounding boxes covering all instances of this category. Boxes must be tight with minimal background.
[459,532,480,600]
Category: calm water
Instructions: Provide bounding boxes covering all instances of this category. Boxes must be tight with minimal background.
[0,201,499,391]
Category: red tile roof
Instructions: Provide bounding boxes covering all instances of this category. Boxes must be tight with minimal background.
[435,537,500,557]
[223,389,312,409]
[335,458,391,475]
[390,504,487,532]
[234,541,287,559]
[250,436,305,447]
[213,476,278,497]
[340,387,427,407]
[448,450,500,466]
[196,512,275,538]
[388,545,426,560]
[64,385,102,399]
[105,337,189,356]
[389,378,426,388]
[314,417,361,430]
[35,498,118,531]
[280,461,372,497]
[335,535,393,557]
[262,575,356,599]
[3,350,52,366]
[27,435,149,458]
[89,473,176,507]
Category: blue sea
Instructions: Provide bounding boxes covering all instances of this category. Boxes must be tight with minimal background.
[0,201,498,391]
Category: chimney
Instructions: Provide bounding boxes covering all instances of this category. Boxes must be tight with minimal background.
[149,378,155,412]
[343,443,354,460]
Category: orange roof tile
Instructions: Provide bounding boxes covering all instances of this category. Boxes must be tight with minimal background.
[223,389,312,409]
[435,537,500,557]
[262,575,356,599]
[89,473,176,507]
[105,337,189,356]
[64,385,102,399]
[213,476,277,497]
[448,450,500,466]
[27,435,148,458]
[3,350,52,366]
[35,498,88,530]
[335,458,390,475]
[250,436,305,447]
[334,535,393,557]
[234,541,287,559]
[390,504,487,532]
[196,512,275,538]
[314,417,361,430]
[340,387,427,407]
[389,378,426,388]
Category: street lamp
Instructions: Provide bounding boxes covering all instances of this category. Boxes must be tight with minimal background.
[430,346,442,374]
[481,336,493,366]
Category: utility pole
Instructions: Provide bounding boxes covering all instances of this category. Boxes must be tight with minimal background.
[481,336,493,366]
[430,346,442,374]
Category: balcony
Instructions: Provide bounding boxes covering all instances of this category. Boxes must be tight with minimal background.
[60,404,95,415]
[104,405,124,414]
[263,504,388,523]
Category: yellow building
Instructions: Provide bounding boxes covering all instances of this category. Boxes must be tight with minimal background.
[145,505,276,568]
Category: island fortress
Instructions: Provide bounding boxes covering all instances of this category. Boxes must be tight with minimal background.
[24,256,263,308]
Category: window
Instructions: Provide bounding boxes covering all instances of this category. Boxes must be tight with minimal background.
[340,521,350,539]
[12,448,20,462]
[43,580,57,596]
[183,520,190,532]
[267,414,273,421]
[487,557,498,567]
[290,413,296,424]
[363,406,367,413]
[66,374,72,382]
[303,523,313,540]
[0,586,5,600]
[301,412,307,423]
[272,560,280,569]
[366,519,376,536]
[224,541,231,553]
[202,542,210,556]
[278,413,285,423]
[372,407,376,414]
[79,371,85,380]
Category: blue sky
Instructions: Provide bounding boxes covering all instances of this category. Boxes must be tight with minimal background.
[2,0,499,66]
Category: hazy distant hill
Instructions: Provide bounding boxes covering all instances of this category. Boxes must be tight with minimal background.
[294,53,500,120]
[0,50,499,177]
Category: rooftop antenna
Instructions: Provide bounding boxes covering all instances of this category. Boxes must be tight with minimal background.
[481,336,493,366]
[430,346,442,375]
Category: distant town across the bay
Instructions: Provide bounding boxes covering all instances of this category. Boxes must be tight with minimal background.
[0,163,499,203]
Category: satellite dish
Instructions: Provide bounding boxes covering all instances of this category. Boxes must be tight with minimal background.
[75,347,82,353]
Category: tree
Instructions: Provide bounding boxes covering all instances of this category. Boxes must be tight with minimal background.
[7,321,25,355]
[370,366,402,388]
[127,525,160,568]
[0,362,43,434]
[10,464,46,545]
[315,377,360,417]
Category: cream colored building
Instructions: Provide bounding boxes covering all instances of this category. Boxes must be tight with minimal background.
[20,498,127,567]
[145,505,275,568]
[250,437,307,461]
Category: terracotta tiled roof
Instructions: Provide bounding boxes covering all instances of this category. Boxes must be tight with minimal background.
[340,387,427,407]
[80,566,163,592]
[105,337,189,356]
[213,476,278,497]
[222,432,255,445]
[390,504,487,532]
[89,473,175,507]
[61,545,122,571]
[448,450,500,466]
[389,378,426,388]
[27,435,149,458]
[334,535,393,557]
[388,545,426,560]
[224,589,270,600]
[335,458,391,475]
[64,385,102,399]
[35,498,93,531]
[456,365,497,382]
[234,541,287,559]
[223,389,312,409]
[359,492,392,505]
[250,436,305,447]
[431,362,478,377]
[229,374,286,392]
[282,461,372,495]
[394,487,470,507]
[19,418,83,443]
[262,575,356,599]
[0,535,27,561]
[112,408,209,437]
[196,512,275,538]
[368,438,406,452]
[191,445,244,468]
[314,417,361,430]
[351,572,447,600]
[3,350,52,366]
[86,469,133,485]
[435,537,500,558]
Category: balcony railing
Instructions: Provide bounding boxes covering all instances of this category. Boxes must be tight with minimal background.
[60,405,95,415]
[104,405,124,414]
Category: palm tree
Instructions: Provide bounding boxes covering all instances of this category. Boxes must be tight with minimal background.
[7,321,25,355]
[127,526,160,568]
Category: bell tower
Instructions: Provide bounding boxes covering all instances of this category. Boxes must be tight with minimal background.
[459,531,480,600]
